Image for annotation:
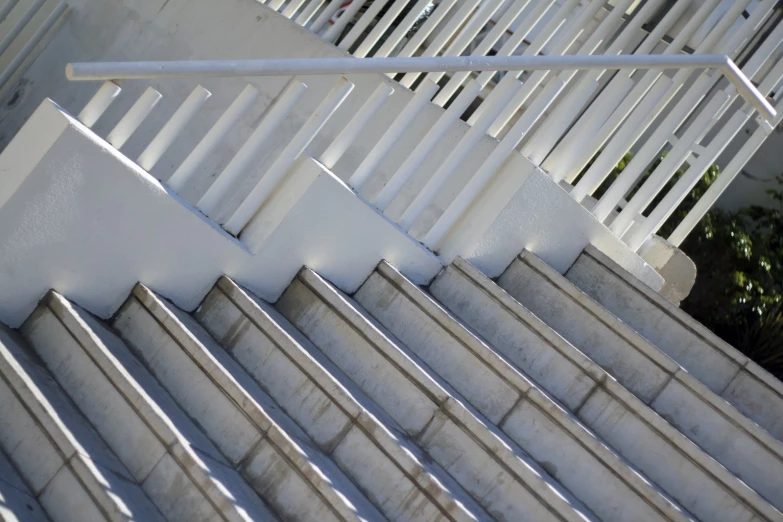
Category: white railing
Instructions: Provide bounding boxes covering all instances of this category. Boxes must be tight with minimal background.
[66,51,777,254]
[64,55,776,119]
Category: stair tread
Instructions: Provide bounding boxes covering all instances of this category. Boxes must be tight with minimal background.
[356,260,693,522]
[200,276,490,522]
[280,267,599,522]
[0,448,51,522]
[570,246,783,443]
[430,257,783,522]
[0,323,166,522]
[507,249,783,511]
[30,292,278,522]
[119,283,387,522]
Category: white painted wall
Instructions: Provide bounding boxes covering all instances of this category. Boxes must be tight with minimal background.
[0,100,441,326]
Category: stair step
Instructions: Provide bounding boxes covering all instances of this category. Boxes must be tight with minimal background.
[277,267,598,522]
[0,324,165,522]
[195,276,486,522]
[568,246,783,444]
[501,250,783,512]
[0,446,51,522]
[21,291,277,522]
[354,260,692,522]
[112,283,385,522]
[428,257,783,522]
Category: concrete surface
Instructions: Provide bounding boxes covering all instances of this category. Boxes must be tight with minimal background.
[502,250,783,511]
[0,322,165,522]
[429,257,783,522]
[277,267,598,522]
[355,260,691,522]
[22,291,277,522]
[567,245,783,444]
[196,276,488,522]
[0,99,441,328]
[112,283,383,522]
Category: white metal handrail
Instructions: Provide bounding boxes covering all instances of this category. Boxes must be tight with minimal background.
[65,54,776,121]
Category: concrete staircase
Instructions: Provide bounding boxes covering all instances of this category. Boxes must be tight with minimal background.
[0,253,782,521]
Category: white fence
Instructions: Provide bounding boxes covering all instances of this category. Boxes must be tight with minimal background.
[260,0,783,251]
[68,49,778,259]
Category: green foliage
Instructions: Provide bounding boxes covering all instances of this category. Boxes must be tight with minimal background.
[679,175,783,378]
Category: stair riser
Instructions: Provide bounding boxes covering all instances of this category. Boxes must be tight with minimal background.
[277,276,589,522]
[112,296,349,522]
[429,265,782,522]
[20,307,225,522]
[194,286,457,522]
[355,268,687,522]
[502,255,783,511]
[0,449,51,522]
[0,376,108,522]
[567,251,783,442]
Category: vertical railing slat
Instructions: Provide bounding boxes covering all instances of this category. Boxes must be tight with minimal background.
[348,78,438,190]
[168,84,260,192]
[224,77,354,235]
[78,81,121,128]
[197,78,308,216]
[106,87,162,150]
[137,85,212,172]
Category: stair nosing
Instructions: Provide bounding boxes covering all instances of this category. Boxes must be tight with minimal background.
[518,250,783,462]
[130,282,387,522]
[41,290,271,522]
[448,256,783,522]
[373,260,694,522]
[214,275,490,522]
[295,266,601,522]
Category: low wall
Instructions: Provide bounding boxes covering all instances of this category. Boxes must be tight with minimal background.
[0,99,441,326]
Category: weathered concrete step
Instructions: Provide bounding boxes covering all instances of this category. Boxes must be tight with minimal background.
[355,261,693,522]
[501,250,783,512]
[22,291,277,522]
[0,323,165,522]
[429,257,783,522]
[0,447,51,522]
[195,276,487,522]
[112,283,385,522]
[277,267,598,522]
[567,245,783,444]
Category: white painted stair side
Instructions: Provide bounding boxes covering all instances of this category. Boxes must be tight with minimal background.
[0,447,51,522]
[276,267,598,522]
[194,276,488,522]
[567,245,783,445]
[428,258,783,522]
[21,291,278,522]
[0,323,165,522]
[354,261,692,522]
[500,250,783,512]
[112,284,385,522]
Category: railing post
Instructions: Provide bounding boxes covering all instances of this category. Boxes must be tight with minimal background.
[348,79,438,190]
[225,77,354,235]
[197,78,307,217]
[106,87,162,150]
[78,81,121,128]
[399,79,521,233]
[137,85,212,171]
[373,80,483,211]
[168,84,260,192]
[319,83,394,169]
